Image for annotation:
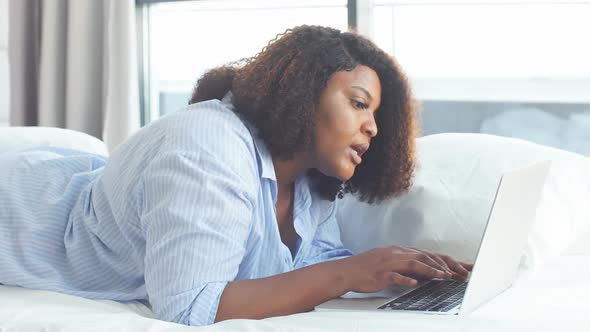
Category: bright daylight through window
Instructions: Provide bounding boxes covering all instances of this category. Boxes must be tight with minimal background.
[142,0,347,121]
[138,0,590,157]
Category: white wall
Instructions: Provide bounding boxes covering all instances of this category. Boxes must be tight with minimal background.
[0,0,9,126]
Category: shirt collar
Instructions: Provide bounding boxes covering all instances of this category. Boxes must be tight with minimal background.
[221,91,277,181]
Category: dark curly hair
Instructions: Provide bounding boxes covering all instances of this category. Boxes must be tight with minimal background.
[190,25,418,203]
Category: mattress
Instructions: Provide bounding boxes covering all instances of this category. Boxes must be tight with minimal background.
[1,252,589,332]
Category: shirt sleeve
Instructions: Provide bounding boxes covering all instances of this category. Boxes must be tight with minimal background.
[140,149,257,326]
[299,200,353,268]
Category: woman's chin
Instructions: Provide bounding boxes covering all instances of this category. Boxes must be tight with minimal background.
[334,166,356,182]
[317,160,356,181]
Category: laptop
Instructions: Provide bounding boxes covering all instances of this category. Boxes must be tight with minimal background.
[316,160,551,316]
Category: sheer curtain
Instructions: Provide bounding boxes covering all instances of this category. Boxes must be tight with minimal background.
[9,0,139,151]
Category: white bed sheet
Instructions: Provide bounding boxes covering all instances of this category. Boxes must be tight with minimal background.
[1,252,589,332]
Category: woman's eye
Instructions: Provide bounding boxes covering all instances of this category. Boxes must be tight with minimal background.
[352,100,369,110]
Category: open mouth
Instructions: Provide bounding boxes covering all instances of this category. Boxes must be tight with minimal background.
[350,143,369,165]
[350,143,369,158]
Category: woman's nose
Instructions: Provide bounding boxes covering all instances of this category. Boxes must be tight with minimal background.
[362,115,378,138]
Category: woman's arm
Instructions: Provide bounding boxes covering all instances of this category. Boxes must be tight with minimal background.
[216,245,470,322]
[215,189,473,322]
[215,257,349,322]
[141,148,259,327]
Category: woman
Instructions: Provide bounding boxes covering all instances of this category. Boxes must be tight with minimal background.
[0,25,471,326]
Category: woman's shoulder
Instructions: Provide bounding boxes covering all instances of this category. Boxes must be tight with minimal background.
[159,99,253,146]
[105,99,260,185]
[124,99,254,159]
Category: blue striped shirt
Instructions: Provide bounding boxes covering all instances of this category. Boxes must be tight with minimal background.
[0,93,352,326]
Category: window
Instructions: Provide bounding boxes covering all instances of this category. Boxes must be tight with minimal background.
[374,0,590,78]
[138,0,348,123]
[370,0,590,157]
[371,0,590,102]
[137,0,590,157]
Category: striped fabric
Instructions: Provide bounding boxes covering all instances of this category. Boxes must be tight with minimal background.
[0,93,352,326]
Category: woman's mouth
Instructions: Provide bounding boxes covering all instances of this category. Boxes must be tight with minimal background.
[349,143,369,165]
[350,148,362,165]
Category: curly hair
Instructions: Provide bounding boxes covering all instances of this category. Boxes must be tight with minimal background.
[190,25,419,203]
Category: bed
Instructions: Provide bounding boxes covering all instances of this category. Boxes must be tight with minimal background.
[1,250,589,332]
[1,127,589,332]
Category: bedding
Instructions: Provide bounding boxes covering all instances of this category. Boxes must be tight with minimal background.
[1,254,589,331]
[0,127,109,156]
[337,133,590,272]
[1,128,589,331]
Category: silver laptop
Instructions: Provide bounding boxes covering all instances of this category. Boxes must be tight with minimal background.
[316,160,551,315]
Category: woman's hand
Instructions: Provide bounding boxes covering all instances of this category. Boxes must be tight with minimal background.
[338,246,474,293]
[215,245,472,322]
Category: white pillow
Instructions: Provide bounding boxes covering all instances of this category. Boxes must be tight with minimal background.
[0,127,109,156]
[337,133,590,272]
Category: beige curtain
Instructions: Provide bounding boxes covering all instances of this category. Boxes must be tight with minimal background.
[9,0,139,151]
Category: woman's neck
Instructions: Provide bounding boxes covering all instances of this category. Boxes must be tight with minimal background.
[272,154,310,191]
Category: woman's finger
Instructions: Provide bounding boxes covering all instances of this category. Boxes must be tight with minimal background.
[440,255,470,281]
[392,259,452,280]
[419,250,453,273]
[390,272,418,287]
[461,262,474,271]
[398,249,452,274]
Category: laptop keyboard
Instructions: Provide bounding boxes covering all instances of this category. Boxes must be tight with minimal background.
[378,279,467,312]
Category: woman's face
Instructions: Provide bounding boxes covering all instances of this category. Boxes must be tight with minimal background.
[312,65,382,181]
